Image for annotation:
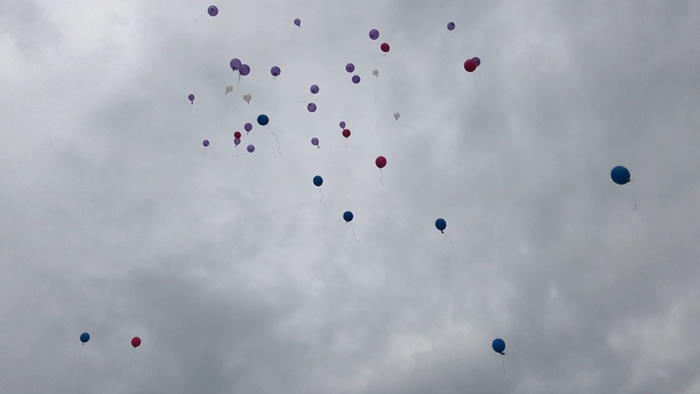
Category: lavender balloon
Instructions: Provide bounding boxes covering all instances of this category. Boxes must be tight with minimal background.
[188,94,195,103]
[339,121,346,128]
[239,64,250,76]
[230,58,241,70]
[351,75,360,84]
[447,22,455,31]
[472,57,481,66]
[369,29,379,40]
[310,84,319,94]
[294,18,301,27]
[203,139,210,147]
[247,144,255,153]
[311,137,319,147]
[345,63,355,73]
[270,66,281,77]
[234,138,241,146]
[208,6,218,16]
[307,103,317,112]
[244,122,252,132]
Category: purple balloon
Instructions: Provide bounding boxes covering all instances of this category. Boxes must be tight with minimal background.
[239,64,250,76]
[244,122,252,132]
[472,57,481,66]
[369,29,379,40]
[270,66,281,77]
[208,6,218,16]
[307,103,317,112]
[310,84,319,94]
[188,94,195,103]
[234,138,241,146]
[294,18,301,27]
[351,75,360,84]
[447,22,455,31]
[345,63,355,73]
[247,144,255,153]
[230,58,241,70]
[339,121,346,129]
[311,137,319,146]
[203,139,210,147]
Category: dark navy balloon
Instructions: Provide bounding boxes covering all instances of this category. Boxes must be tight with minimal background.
[313,175,323,187]
[80,332,90,344]
[257,114,269,126]
[611,166,631,185]
[343,211,354,222]
[492,338,506,354]
[435,218,447,233]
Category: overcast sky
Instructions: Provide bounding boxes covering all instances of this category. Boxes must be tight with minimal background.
[1,0,700,393]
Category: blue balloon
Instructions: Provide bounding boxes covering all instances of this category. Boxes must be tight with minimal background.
[611,165,630,185]
[313,175,323,187]
[257,114,269,126]
[492,338,506,354]
[343,211,354,222]
[435,218,447,233]
[80,332,90,343]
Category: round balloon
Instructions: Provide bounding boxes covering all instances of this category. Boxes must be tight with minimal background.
[313,175,323,187]
[230,58,241,70]
[234,131,241,139]
[257,114,269,126]
[208,6,218,16]
[345,63,355,73]
[472,57,481,66]
[611,166,631,185]
[380,43,390,52]
[247,144,255,153]
[343,211,354,222]
[435,218,447,232]
[375,156,387,169]
[270,66,281,77]
[339,121,346,129]
[307,103,317,112]
[464,59,477,72]
[294,18,301,27]
[244,123,253,132]
[447,21,455,31]
[372,69,379,77]
[369,29,379,40]
[234,138,241,146]
[393,112,400,120]
[352,75,361,84]
[310,84,319,94]
[203,139,209,147]
[342,129,351,138]
[311,137,319,146]
[243,93,252,103]
[239,64,250,76]
[131,337,141,348]
[188,94,195,103]
[80,332,90,344]
[492,338,506,354]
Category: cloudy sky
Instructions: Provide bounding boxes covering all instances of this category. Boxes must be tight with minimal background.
[2,0,700,393]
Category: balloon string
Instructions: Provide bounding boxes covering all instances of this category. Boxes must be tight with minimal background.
[268,127,282,156]
[502,358,511,384]
[194,12,205,22]
[474,73,477,88]
[379,170,384,186]
[318,188,323,204]
[443,233,453,244]
[344,140,348,150]
[350,223,361,243]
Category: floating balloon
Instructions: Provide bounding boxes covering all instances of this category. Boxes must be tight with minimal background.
[352,75,361,84]
[313,175,323,187]
[611,166,631,185]
[472,57,481,66]
[243,93,251,103]
[244,123,253,132]
[234,138,241,146]
[307,103,317,112]
[310,84,319,94]
[203,139,209,147]
[342,129,351,138]
[343,211,354,222]
[207,5,218,16]
[492,338,506,355]
[339,121,346,129]
[435,218,447,233]
[369,29,379,40]
[247,144,255,153]
[257,114,269,126]
[393,112,400,120]
[80,332,90,344]
[372,69,379,77]
[270,66,281,77]
[375,156,387,169]
[131,337,141,348]
[464,59,477,72]
[294,18,301,27]
[380,43,390,52]
[345,63,355,73]
[311,137,319,147]
[447,21,455,31]
[239,64,250,76]
[188,94,195,104]
[234,131,241,139]
[225,85,233,94]
[230,58,241,71]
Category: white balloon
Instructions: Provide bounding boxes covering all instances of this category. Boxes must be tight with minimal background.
[225,85,233,93]
[372,69,379,77]
[393,112,400,120]
[243,93,252,103]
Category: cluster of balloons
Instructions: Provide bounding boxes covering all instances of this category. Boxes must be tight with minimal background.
[80,332,141,348]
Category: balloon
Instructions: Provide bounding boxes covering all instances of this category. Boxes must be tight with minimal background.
[375,156,387,169]
[311,137,319,146]
[372,69,379,77]
[307,103,317,112]
[393,112,400,120]
[80,332,90,344]
[225,85,233,94]
[270,66,281,77]
[380,43,390,52]
[234,138,241,146]
[343,211,354,222]
[611,166,631,185]
[131,336,141,348]
[342,129,351,138]
[492,338,506,354]
[257,114,269,126]
[208,5,218,16]
[203,139,209,147]
[239,64,250,76]
[243,93,252,103]
[472,57,481,66]
[435,218,447,233]
[230,58,241,70]
[447,21,455,31]
[464,59,477,72]
[234,131,241,139]
[313,175,323,187]
[247,144,255,153]
[345,63,355,73]
[352,75,361,84]
[369,29,379,40]
[244,123,253,132]
[294,18,301,27]
[188,94,195,103]
[339,121,346,129]
[310,84,319,94]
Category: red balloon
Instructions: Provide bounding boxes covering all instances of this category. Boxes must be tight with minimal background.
[375,156,387,169]
[342,129,351,138]
[464,59,477,72]
[234,131,241,139]
[380,43,390,53]
[131,336,141,348]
